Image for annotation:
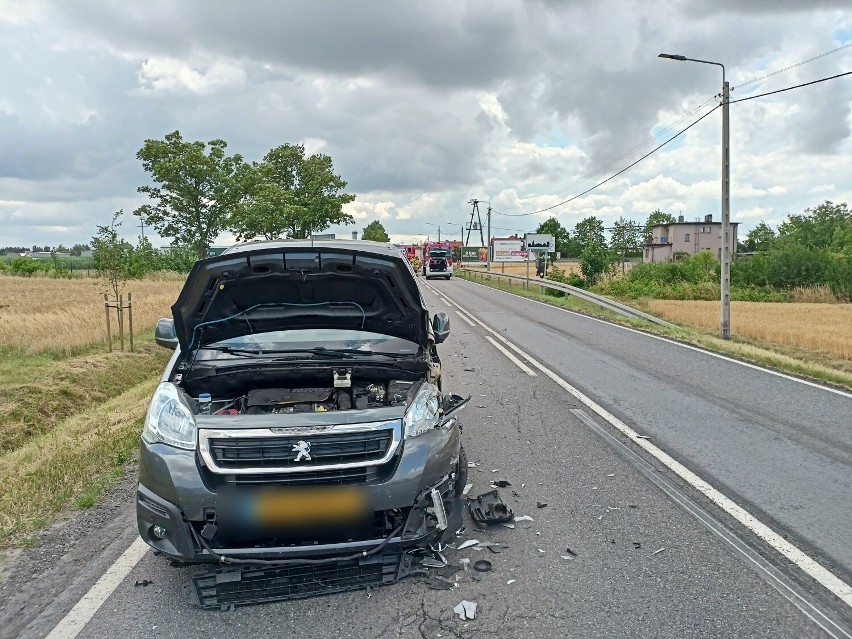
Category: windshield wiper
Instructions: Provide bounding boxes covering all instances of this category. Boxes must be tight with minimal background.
[198,346,260,357]
[258,347,414,360]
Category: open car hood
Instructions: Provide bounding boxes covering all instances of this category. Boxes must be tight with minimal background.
[171,241,430,352]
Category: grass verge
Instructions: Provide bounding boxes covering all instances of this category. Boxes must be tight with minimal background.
[456,271,852,391]
[0,376,159,546]
[0,335,171,454]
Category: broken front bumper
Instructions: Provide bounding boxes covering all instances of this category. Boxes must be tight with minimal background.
[136,423,463,564]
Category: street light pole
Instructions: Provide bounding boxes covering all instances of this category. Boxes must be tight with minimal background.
[659,53,731,339]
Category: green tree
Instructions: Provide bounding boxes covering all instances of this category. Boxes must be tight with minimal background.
[126,236,160,278]
[573,216,606,251]
[362,220,390,242]
[91,211,131,301]
[743,222,776,252]
[535,217,570,258]
[580,243,613,286]
[230,143,355,241]
[777,201,851,251]
[70,243,90,256]
[643,209,677,241]
[135,130,246,259]
[609,217,642,274]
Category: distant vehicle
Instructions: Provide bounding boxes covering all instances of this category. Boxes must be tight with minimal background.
[423,242,453,280]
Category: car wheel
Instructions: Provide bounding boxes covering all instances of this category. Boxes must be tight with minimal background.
[454,445,468,497]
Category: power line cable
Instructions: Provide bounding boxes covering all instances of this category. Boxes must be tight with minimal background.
[730,70,851,103]
[493,104,721,217]
[735,42,852,90]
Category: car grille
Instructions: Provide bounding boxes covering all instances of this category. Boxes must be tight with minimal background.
[224,462,390,486]
[208,429,394,471]
[191,551,410,609]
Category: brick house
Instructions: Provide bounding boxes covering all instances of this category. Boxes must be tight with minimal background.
[644,214,738,263]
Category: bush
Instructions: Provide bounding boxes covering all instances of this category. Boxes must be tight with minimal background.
[9,258,44,276]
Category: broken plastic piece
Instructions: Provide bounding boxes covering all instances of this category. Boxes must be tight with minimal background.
[636,434,651,440]
[537,549,545,554]
[134,579,152,587]
[633,542,642,549]
[536,502,547,508]
[607,473,615,477]
[459,558,471,571]
[462,483,473,496]
[437,564,462,578]
[506,579,516,585]
[652,547,666,555]
[453,600,478,620]
[473,560,492,572]
[487,544,505,554]
[430,487,448,530]
[491,480,511,487]
[514,515,534,522]
[427,577,455,590]
[564,547,578,557]
[458,539,480,550]
[421,557,446,568]
[500,522,515,529]
[468,490,514,525]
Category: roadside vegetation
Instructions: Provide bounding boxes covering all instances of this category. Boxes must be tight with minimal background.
[455,269,852,390]
[0,273,180,546]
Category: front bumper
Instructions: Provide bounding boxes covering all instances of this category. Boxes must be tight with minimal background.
[136,424,462,564]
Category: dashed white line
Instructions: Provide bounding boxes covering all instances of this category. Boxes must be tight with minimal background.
[45,538,149,639]
[441,287,852,610]
[485,336,537,376]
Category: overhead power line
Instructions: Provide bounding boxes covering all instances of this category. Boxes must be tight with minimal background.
[494,105,721,217]
[730,70,851,103]
[735,41,852,90]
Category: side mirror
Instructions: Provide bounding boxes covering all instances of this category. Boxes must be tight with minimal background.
[432,312,450,344]
[155,318,179,350]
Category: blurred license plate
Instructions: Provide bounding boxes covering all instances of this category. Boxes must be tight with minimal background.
[253,487,368,526]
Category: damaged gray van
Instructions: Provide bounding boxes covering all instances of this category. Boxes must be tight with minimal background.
[136,240,469,607]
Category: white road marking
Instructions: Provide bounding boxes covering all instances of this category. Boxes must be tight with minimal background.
[455,309,477,326]
[45,538,149,639]
[442,288,852,609]
[485,336,537,376]
[461,276,852,399]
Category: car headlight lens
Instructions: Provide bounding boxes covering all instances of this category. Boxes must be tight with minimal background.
[142,382,197,450]
[403,382,441,438]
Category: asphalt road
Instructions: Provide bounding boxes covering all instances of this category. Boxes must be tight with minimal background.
[3,277,850,638]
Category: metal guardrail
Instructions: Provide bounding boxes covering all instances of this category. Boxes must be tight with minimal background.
[457,268,680,331]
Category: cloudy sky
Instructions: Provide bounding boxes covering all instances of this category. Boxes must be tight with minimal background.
[1,0,850,250]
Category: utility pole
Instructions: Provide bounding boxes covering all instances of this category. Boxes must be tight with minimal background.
[139,219,146,242]
[486,205,492,272]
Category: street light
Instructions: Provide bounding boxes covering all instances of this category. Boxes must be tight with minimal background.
[424,222,441,242]
[659,52,731,339]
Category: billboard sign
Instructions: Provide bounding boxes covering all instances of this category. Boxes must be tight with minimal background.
[524,233,554,252]
[461,246,488,263]
[492,239,529,262]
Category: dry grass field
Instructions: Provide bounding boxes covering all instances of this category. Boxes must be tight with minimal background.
[0,275,184,355]
[644,300,852,363]
[461,260,583,277]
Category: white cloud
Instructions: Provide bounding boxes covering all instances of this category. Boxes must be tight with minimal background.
[136,57,247,95]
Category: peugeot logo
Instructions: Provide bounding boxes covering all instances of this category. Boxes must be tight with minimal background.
[292,440,312,462]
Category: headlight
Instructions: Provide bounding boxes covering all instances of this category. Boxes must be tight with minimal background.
[403,382,441,438]
[142,382,197,450]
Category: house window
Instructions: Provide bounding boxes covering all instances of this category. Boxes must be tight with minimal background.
[684,233,690,242]
[701,226,711,233]
[660,236,669,244]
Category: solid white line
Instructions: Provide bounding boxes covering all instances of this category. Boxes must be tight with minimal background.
[485,335,537,376]
[455,309,476,327]
[460,277,852,399]
[442,289,852,609]
[45,538,150,639]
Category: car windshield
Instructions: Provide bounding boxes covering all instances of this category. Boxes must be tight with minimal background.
[196,328,420,360]
[430,250,449,258]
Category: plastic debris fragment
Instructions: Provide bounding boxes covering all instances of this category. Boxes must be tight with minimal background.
[468,490,514,525]
[633,542,642,549]
[462,483,474,496]
[507,579,516,585]
[458,539,480,550]
[514,515,534,522]
[652,547,666,555]
[459,558,471,571]
[473,560,492,572]
[453,600,478,620]
[536,502,547,509]
[564,547,578,557]
[427,577,455,590]
[491,480,512,487]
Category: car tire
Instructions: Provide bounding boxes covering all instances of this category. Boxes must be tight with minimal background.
[455,445,468,497]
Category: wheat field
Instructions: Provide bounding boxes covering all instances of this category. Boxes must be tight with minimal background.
[0,275,184,354]
[644,300,852,361]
